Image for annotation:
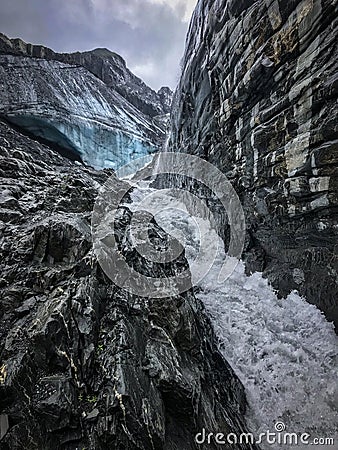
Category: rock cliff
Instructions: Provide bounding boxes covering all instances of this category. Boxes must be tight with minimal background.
[168,0,338,328]
[0,119,257,449]
[0,33,173,170]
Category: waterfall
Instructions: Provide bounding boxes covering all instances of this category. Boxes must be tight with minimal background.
[125,171,338,450]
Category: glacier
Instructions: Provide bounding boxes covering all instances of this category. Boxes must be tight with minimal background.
[7,115,156,170]
[0,55,164,170]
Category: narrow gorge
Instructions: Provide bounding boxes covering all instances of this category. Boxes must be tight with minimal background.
[0,0,337,449]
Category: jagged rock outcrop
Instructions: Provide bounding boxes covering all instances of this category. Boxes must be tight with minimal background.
[0,33,173,170]
[168,0,338,328]
[0,119,257,449]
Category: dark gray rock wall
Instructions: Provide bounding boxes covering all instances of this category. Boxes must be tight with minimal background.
[0,120,257,449]
[168,0,338,328]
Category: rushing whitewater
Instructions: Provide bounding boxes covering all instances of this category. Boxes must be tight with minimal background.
[126,177,338,450]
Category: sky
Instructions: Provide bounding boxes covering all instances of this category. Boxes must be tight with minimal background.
[0,0,197,91]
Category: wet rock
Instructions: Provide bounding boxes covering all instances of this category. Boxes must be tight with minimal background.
[0,414,9,440]
[33,375,77,432]
[86,408,99,421]
[0,120,257,449]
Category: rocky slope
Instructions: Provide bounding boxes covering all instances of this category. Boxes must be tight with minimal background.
[168,0,338,328]
[0,119,257,449]
[0,33,173,170]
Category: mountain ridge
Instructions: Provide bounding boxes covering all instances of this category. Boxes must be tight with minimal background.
[0,33,173,118]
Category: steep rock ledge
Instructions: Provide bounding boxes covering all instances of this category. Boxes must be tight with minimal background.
[168,0,338,328]
[0,120,257,449]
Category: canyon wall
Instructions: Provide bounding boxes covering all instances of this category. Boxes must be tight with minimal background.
[168,0,338,328]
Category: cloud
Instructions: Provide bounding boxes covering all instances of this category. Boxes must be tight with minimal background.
[0,0,197,90]
[148,0,196,22]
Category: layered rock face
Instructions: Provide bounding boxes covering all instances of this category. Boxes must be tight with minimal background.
[0,34,173,170]
[168,0,338,328]
[0,119,257,449]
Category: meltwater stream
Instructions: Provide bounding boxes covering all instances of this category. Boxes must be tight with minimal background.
[126,179,338,450]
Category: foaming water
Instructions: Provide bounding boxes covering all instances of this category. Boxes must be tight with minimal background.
[128,180,338,449]
[199,260,338,449]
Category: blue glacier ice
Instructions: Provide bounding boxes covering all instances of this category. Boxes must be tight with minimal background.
[0,55,164,170]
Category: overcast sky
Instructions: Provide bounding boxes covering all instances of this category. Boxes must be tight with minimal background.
[0,0,197,91]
